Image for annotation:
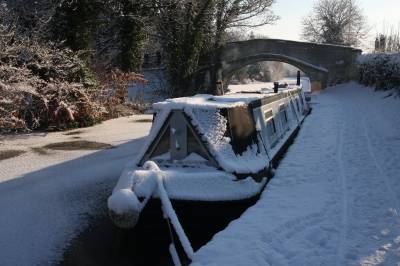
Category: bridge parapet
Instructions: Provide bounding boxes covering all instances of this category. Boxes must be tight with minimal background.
[198,39,361,91]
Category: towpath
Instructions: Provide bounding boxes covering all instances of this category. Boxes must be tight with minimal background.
[192,82,400,266]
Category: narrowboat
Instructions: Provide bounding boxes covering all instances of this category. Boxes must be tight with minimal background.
[107,81,310,262]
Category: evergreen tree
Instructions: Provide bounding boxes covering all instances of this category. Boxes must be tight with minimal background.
[159,0,214,96]
[116,0,150,72]
[51,0,102,52]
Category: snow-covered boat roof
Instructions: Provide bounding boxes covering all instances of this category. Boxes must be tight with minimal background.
[153,85,302,110]
[136,85,304,176]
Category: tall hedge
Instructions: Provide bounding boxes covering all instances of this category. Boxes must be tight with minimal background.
[358,53,400,92]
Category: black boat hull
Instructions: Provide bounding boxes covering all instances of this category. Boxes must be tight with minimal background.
[115,194,262,265]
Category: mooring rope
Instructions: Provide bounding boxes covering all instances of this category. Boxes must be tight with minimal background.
[156,174,194,259]
[143,161,194,263]
[164,210,182,266]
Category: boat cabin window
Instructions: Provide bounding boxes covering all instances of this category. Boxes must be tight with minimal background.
[265,116,277,134]
[289,100,297,119]
[295,99,300,112]
[264,109,277,134]
[279,104,288,125]
[298,96,303,110]
[149,125,171,159]
[187,127,211,161]
[264,109,273,121]
[279,104,288,124]
[300,95,304,107]
[271,118,277,133]
[265,115,278,148]
[146,112,213,163]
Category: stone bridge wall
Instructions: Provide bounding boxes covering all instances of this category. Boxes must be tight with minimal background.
[198,39,362,91]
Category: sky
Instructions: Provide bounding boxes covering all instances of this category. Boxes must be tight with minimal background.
[254,0,400,51]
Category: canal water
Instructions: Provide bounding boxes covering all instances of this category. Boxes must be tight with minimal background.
[58,118,301,266]
[58,198,254,266]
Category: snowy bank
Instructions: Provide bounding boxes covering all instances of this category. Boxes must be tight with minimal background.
[191,83,400,266]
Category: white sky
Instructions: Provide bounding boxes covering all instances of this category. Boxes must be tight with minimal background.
[254,0,400,51]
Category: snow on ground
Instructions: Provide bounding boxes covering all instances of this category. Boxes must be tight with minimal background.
[0,115,152,266]
[191,82,400,266]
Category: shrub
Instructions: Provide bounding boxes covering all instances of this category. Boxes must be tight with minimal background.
[357,53,400,93]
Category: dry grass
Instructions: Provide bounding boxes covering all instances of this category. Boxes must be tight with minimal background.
[42,140,113,150]
[0,150,26,161]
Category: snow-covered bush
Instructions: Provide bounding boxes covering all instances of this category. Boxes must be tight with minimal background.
[357,53,400,92]
[0,66,106,133]
[0,2,148,133]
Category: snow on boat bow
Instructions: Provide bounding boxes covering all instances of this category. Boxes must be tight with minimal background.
[108,82,310,229]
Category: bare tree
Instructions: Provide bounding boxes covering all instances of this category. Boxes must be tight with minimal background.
[214,0,278,47]
[374,23,400,53]
[301,0,367,47]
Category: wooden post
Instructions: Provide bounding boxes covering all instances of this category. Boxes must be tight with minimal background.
[273,82,279,93]
[297,70,301,86]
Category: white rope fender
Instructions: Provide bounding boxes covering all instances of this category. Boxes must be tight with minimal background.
[143,161,194,260]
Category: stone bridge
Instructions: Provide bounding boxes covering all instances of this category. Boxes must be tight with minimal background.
[197,39,362,91]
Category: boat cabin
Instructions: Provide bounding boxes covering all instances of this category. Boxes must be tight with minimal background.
[107,82,309,231]
[135,84,308,180]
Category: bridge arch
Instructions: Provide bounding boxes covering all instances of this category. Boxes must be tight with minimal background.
[222,53,329,87]
[197,38,361,92]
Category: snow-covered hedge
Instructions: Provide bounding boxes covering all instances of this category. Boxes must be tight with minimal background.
[357,53,400,92]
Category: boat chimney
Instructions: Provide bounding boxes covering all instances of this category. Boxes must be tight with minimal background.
[273,82,279,93]
[296,70,301,86]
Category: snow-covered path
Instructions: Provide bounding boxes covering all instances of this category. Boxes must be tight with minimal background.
[0,115,152,266]
[192,83,400,266]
